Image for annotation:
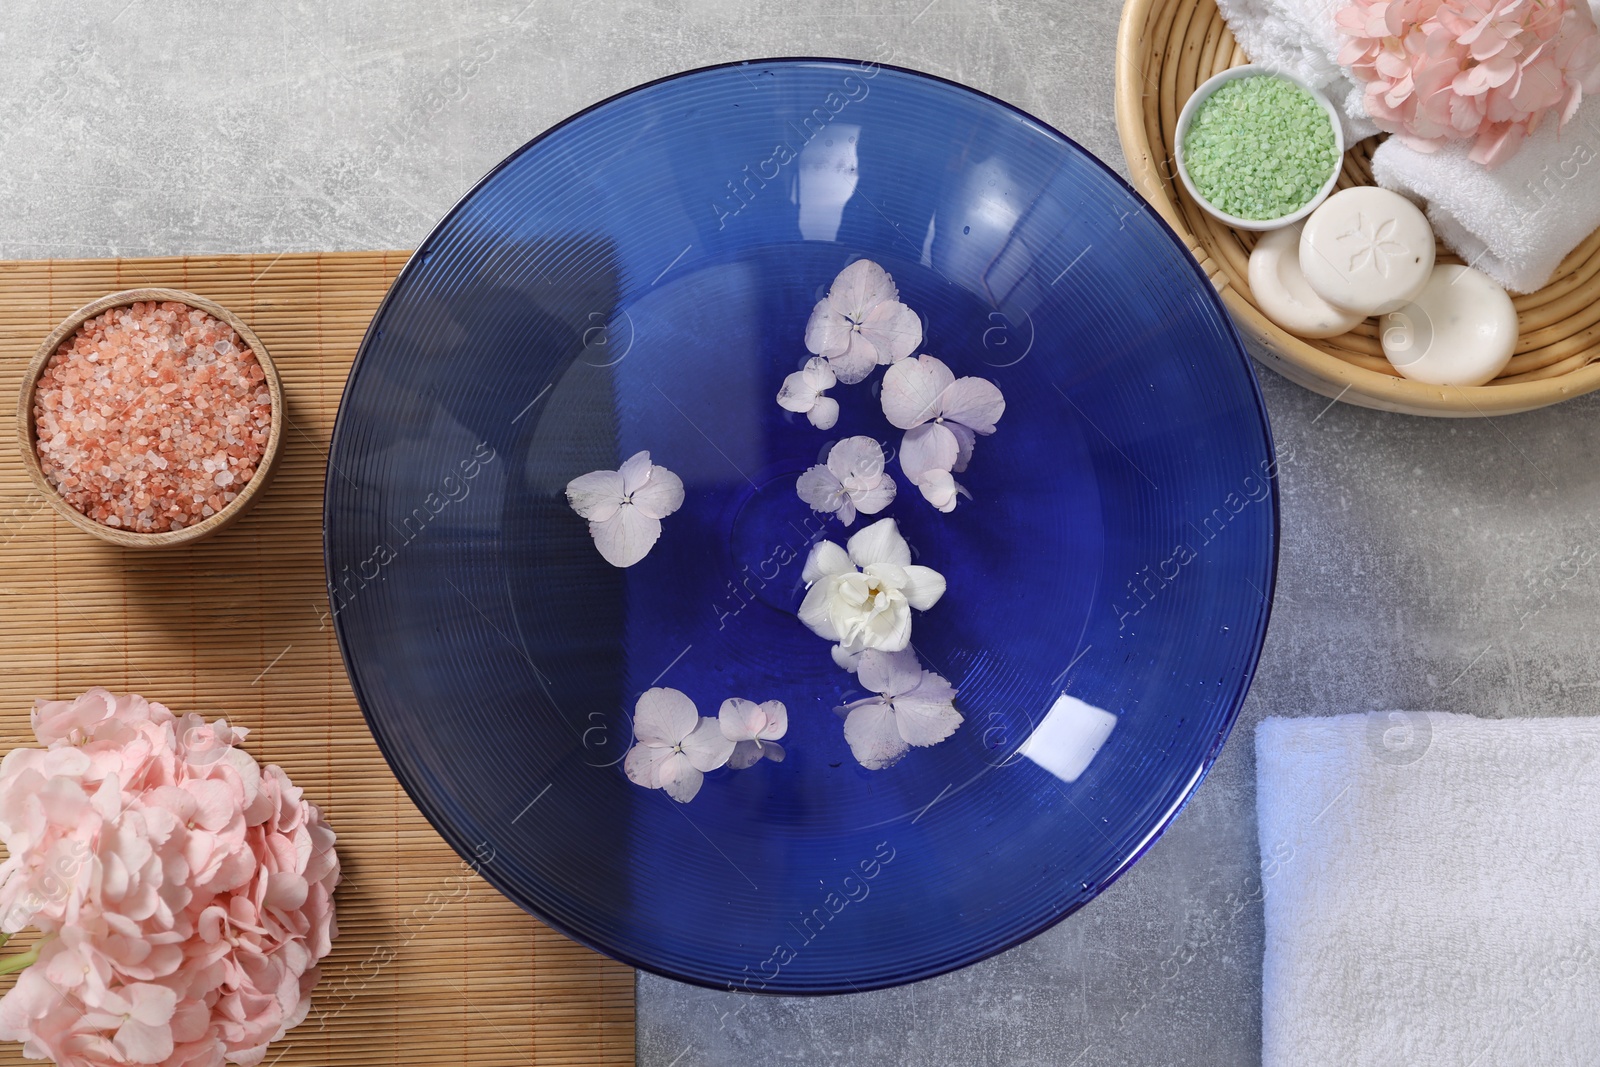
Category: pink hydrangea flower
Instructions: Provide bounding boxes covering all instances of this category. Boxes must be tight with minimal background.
[1336,0,1600,167]
[0,689,340,1067]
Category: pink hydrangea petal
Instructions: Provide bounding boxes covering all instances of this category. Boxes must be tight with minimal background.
[826,332,881,385]
[842,703,910,770]
[633,687,698,747]
[564,469,625,521]
[806,396,840,430]
[589,505,662,568]
[680,717,736,772]
[718,698,766,743]
[628,464,684,521]
[624,743,672,789]
[899,423,960,483]
[804,300,852,359]
[755,701,787,741]
[857,649,924,697]
[941,377,1006,435]
[858,299,923,364]
[880,355,955,429]
[655,753,704,803]
[617,450,654,495]
[797,464,847,516]
[893,677,964,748]
[826,259,899,319]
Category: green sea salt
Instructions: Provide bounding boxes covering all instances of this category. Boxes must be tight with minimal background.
[1183,74,1338,221]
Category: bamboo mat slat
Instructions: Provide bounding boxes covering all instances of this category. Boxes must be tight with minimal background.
[0,252,635,1067]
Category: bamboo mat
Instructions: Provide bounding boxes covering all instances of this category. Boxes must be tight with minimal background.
[0,253,634,1066]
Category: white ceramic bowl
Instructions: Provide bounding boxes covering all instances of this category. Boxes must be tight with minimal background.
[1174,64,1346,232]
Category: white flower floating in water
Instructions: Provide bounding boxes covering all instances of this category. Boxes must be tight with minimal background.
[719,698,788,768]
[776,356,840,430]
[804,260,923,385]
[799,517,945,657]
[796,436,896,526]
[838,649,962,770]
[565,450,684,568]
[624,687,735,803]
[881,355,1005,512]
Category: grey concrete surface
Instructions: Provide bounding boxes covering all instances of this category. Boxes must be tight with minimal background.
[7,2,1599,1065]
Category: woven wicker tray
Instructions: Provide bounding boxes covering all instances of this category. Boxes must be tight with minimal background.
[0,253,634,1066]
[1115,0,1600,416]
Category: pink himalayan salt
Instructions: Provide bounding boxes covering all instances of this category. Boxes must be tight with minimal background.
[34,301,272,533]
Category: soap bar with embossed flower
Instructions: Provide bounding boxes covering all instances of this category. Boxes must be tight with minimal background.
[1298,187,1435,316]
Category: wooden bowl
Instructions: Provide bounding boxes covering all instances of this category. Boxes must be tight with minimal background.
[1114,0,1600,416]
[15,288,284,547]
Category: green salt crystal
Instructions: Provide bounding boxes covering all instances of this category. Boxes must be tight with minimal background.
[1182,74,1338,222]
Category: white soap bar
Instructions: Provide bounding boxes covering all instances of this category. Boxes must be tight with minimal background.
[1248,226,1366,339]
[1299,187,1435,315]
[1380,264,1518,386]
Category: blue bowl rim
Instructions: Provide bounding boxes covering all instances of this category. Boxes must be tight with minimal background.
[324,55,1281,995]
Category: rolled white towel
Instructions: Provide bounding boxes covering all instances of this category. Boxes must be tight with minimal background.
[1256,711,1600,1067]
[1371,116,1600,293]
[1211,0,1380,141]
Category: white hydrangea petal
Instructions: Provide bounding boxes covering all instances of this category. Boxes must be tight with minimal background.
[807,396,840,430]
[756,700,788,740]
[881,355,957,429]
[777,369,820,412]
[798,578,843,640]
[899,565,947,611]
[827,259,898,318]
[656,753,705,802]
[894,683,963,748]
[718,698,764,743]
[805,300,852,358]
[827,333,881,385]
[846,517,911,569]
[836,496,858,526]
[801,356,837,391]
[859,299,923,364]
[590,506,662,568]
[916,469,962,512]
[624,743,672,789]
[797,465,847,515]
[634,687,699,747]
[618,450,655,495]
[843,702,911,770]
[899,423,960,483]
[850,478,896,516]
[629,465,684,520]
[681,716,736,772]
[948,422,977,473]
[826,436,887,489]
[802,540,853,583]
[726,739,764,770]
[761,740,786,763]
[565,469,626,521]
[857,648,923,697]
[943,377,1006,434]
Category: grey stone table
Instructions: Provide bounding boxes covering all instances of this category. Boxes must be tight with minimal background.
[7,2,1597,1063]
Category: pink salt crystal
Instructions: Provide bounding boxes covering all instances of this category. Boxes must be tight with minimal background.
[33,301,271,533]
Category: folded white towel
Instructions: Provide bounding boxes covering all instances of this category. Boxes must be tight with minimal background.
[1371,121,1600,293]
[1256,712,1600,1067]
[1211,0,1380,141]
[1214,0,1600,292]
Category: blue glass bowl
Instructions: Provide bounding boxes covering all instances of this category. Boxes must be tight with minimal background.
[326,58,1277,994]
